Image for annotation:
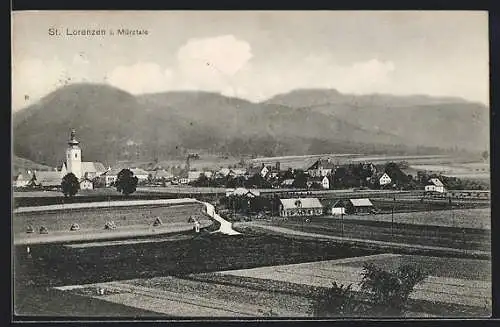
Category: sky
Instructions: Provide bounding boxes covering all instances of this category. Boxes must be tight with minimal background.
[11,11,489,111]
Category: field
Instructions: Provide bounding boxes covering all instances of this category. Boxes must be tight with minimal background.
[14,233,381,317]
[42,253,491,317]
[13,203,208,235]
[255,208,490,252]
[341,208,490,229]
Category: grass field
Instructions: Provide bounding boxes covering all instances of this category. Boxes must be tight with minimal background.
[13,203,207,234]
[43,253,491,318]
[261,209,490,252]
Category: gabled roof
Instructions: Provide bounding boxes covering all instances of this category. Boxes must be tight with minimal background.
[100,168,122,176]
[428,178,444,187]
[307,158,336,170]
[217,168,231,176]
[130,168,149,176]
[33,171,62,186]
[281,179,295,186]
[152,170,173,179]
[227,187,260,197]
[14,172,32,181]
[82,162,106,173]
[349,198,373,207]
[231,168,247,176]
[280,198,323,210]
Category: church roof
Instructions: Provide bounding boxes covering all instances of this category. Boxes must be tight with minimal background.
[82,162,106,173]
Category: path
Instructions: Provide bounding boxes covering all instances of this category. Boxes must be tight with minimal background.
[198,201,240,235]
[14,198,199,213]
[237,222,489,258]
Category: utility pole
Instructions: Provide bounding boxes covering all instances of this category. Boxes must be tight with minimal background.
[391,195,395,237]
[341,211,344,238]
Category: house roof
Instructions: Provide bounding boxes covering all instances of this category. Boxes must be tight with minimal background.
[307,158,336,170]
[82,162,106,173]
[349,198,373,207]
[100,168,122,176]
[227,187,260,197]
[281,179,295,186]
[14,172,32,181]
[280,198,323,210]
[130,168,149,176]
[34,171,62,186]
[218,168,231,176]
[231,168,247,175]
[428,178,444,187]
[152,170,173,179]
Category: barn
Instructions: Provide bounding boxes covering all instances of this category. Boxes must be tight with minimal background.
[279,198,323,217]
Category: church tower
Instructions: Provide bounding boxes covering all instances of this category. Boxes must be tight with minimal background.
[66,129,82,179]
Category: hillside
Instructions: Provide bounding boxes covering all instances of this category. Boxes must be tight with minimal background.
[12,155,53,175]
[265,89,489,151]
[12,83,489,167]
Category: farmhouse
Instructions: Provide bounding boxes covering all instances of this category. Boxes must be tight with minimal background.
[97,168,122,187]
[130,168,149,182]
[279,198,323,217]
[328,200,346,216]
[307,176,330,189]
[150,169,173,181]
[30,171,63,189]
[13,171,32,187]
[307,158,335,177]
[345,198,374,215]
[281,179,295,188]
[425,178,445,193]
[378,172,392,186]
[226,187,261,198]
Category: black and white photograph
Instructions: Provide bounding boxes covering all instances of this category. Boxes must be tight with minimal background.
[12,11,491,318]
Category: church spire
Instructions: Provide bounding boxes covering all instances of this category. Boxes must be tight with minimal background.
[68,129,80,146]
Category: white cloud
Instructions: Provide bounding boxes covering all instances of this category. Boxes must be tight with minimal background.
[106,62,174,94]
[177,35,252,77]
[12,58,67,111]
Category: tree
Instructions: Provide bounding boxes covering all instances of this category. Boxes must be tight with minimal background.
[61,173,80,197]
[359,263,427,316]
[116,168,138,195]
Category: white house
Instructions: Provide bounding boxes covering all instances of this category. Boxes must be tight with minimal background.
[13,172,32,187]
[307,158,335,177]
[130,168,149,182]
[260,166,269,178]
[279,198,323,217]
[97,168,121,187]
[379,173,392,186]
[226,187,261,198]
[330,200,346,215]
[425,178,445,193]
[321,176,330,189]
[79,178,94,190]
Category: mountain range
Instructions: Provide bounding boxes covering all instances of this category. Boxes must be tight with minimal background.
[13,83,489,167]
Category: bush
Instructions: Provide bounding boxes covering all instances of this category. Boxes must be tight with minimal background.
[310,282,363,317]
[359,263,427,316]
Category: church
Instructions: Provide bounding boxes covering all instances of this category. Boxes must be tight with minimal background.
[58,129,106,189]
